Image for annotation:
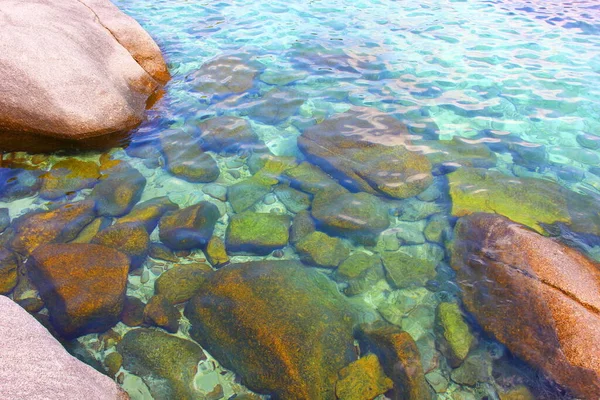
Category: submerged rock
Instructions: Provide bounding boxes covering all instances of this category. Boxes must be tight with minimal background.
[435,302,475,366]
[451,213,600,398]
[184,260,357,399]
[0,207,9,233]
[154,263,212,304]
[290,209,316,244]
[118,328,205,400]
[298,107,432,198]
[283,161,340,194]
[0,168,41,201]
[160,130,219,183]
[91,222,149,269]
[382,247,439,289]
[0,295,127,399]
[312,188,390,244]
[197,116,260,153]
[192,54,259,96]
[335,354,394,400]
[225,212,290,255]
[247,88,305,125]
[27,243,129,338]
[92,166,146,217]
[0,249,18,294]
[421,136,497,171]
[143,295,179,333]
[205,236,229,267]
[295,231,349,268]
[334,252,384,296]
[11,199,96,256]
[0,0,169,152]
[40,159,100,199]
[158,202,220,250]
[116,196,178,234]
[274,184,311,213]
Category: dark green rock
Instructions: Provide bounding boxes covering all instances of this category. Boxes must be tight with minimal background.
[118,328,206,400]
[225,212,290,255]
[184,261,357,399]
[154,263,213,304]
[295,231,349,268]
[290,210,316,244]
[158,202,220,250]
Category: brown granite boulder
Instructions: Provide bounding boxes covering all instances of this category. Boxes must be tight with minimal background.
[0,295,128,400]
[27,243,129,338]
[298,107,432,199]
[451,213,600,399]
[0,0,169,152]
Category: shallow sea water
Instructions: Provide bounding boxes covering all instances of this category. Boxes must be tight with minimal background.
[3,0,600,399]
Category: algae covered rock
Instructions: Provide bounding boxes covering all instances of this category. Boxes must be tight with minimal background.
[92,222,149,269]
[11,199,96,256]
[227,176,273,213]
[158,202,220,250]
[205,236,229,267]
[295,231,349,268]
[121,296,146,327]
[225,212,290,255]
[143,295,179,333]
[298,107,432,198]
[40,158,100,199]
[198,116,260,153]
[422,136,497,171]
[436,302,475,366]
[27,243,129,338]
[447,167,569,234]
[335,252,384,296]
[290,210,316,244]
[335,354,394,400]
[160,130,219,183]
[116,196,178,234]
[283,161,340,194]
[274,184,311,213]
[312,189,390,244]
[184,260,357,399]
[357,322,433,400]
[92,166,146,217]
[0,249,18,294]
[451,213,600,398]
[154,263,213,304]
[247,88,305,125]
[118,328,205,400]
[382,248,439,289]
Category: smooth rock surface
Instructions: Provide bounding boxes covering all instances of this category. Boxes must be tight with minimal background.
[451,213,600,398]
[0,296,128,400]
[0,0,169,152]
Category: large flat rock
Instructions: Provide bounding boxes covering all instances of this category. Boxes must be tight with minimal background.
[0,0,169,152]
[0,295,128,399]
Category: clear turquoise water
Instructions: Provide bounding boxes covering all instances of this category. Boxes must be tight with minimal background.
[4,0,600,398]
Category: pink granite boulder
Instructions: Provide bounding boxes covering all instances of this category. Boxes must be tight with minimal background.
[0,295,128,399]
[0,0,170,152]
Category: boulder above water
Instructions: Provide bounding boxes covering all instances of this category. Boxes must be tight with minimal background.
[184,260,357,399]
[298,107,432,199]
[451,213,600,398]
[0,295,128,400]
[0,0,169,152]
[27,243,129,338]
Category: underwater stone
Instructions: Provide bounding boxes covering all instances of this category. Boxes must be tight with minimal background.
[40,159,100,200]
[121,296,145,327]
[335,252,384,296]
[227,176,273,213]
[92,165,146,217]
[357,322,433,400]
[0,249,18,295]
[450,352,492,386]
[447,167,570,235]
[225,212,290,255]
[420,136,497,170]
[295,231,349,268]
[423,214,451,244]
[452,213,600,398]
[274,184,311,213]
[198,116,261,153]
[247,88,305,125]
[154,263,213,304]
[395,220,427,245]
[298,107,432,199]
[205,236,229,267]
[436,302,475,367]
[148,242,178,262]
[576,133,600,150]
[11,199,96,256]
[143,295,179,333]
[425,371,448,393]
[118,328,205,400]
[69,217,107,244]
[497,385,535,400]
[312,189,390,244]
[184,260,357,400]
[27,243,129,338]
[283,161,341,194]
[509,141,548,171]
[382,249,438,289]
[116,196,179,234]
[290,210,316,244]
[0,168,41,202]
[202,183,227,202]
[160,130,220,183]
[259,69,307,86]
[0,207,9,233]
[192,54,259,96]
[158,202,220,250]
[91,223,149,269]
[396,198,444,222]
[104,352,123,378]
[335,354,394,400]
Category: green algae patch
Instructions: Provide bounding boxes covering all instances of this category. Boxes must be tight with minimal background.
[448,168,570,234]
[295,231,349,268]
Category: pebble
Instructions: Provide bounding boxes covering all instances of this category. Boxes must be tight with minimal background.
[263,193,277,205]
[202,184,227,201]
[150,266,163,276]
[228,170,241,179]
[425,371,449,393]
[225,158,245,169]
[141,270,150,284]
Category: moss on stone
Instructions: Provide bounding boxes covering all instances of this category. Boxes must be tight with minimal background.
[154,263,213,304]
[295,231,349,268]
[335,354,394,400]
[437,302,474,365]
[226,212,290,255]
